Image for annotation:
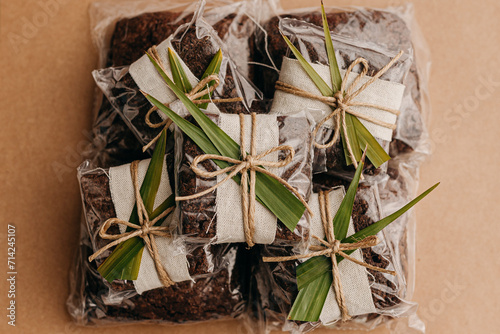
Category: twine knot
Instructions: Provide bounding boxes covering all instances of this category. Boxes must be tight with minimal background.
[176,112,313,247]
[333,91,348,110]
[140,224,152,237]
[331,239,341,254]
[275,51,404,170]
[142,45,243,153]
[88,160,175,288]
[243,155,256,168]
[263,190,396,322]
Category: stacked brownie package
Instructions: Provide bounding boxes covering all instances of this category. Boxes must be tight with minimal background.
[248,3,431,332]
[69,0,266,326]
[68,1,433,333]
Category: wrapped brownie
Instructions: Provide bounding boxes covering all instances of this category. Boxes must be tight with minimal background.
[264,17,412,178]
[89,1,266,161]
[68,157,249,324]
[83,2,199,167]
[68,1,264,326]
[255,182,417,332]
[94,22,265,151]
[175,111,314,245]
[254,5,430,180]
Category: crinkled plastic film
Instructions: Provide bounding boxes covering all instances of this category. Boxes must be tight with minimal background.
[92,13,266,150]
[68,0,266,326]
[84,0,268,168]
[252,183,420,333]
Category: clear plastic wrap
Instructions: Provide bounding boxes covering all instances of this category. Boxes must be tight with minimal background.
[67,159,249,325]
[175,112,313,245]
[70,1,432,332]
[69,0,267,327]
[247,3,431,333]
[80,97,150,168]
[90,0,268,73]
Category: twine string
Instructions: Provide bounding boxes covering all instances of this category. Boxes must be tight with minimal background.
[263,190,396,321]
[88,160,175,288]
[176,112,313,247]
[275,51,404,169]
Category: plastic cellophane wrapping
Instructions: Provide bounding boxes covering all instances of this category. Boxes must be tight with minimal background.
[68,1,431,332]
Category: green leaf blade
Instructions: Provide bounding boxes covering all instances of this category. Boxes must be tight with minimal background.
[140,130,168,214]
[289,271,332,322]
[341,114,363,166]
[198,49,223,109]
[168,48,192,93]
[332,160,364,240]
[97,238,144,283]
[351,116,390,168]
[296,256,331,290]
[254,172,306,232]
[281,33,333,97]
[321,2,341,92]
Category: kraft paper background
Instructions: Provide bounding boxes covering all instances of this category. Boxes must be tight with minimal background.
[0,0,499,333]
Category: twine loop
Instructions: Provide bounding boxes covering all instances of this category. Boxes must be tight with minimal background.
[176,112,312,247]
[88,160,175,288]
[263,190,396,322]
[276,51,404,169]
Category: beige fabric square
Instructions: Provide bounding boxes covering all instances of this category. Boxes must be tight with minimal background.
[215,114,280,244]
[308,188,376,324]
[270,57,405,142]
[109,158,191,294]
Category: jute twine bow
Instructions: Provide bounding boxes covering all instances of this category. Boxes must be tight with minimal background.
[142,45,243,152]
[263,190,396,322]
[88,160,175,288]
[275,51,404,170]
[176,112,313,248]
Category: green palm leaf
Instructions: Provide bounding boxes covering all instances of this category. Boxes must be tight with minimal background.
[97,130,175,282]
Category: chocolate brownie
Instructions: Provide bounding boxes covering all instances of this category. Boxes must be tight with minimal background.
[254,177,403,330]
[89,9,258,166]
[254,10,424,178]
[75,165,249,323]
[68,236,249,324]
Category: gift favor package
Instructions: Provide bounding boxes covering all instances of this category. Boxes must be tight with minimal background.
[68,1,438,333]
